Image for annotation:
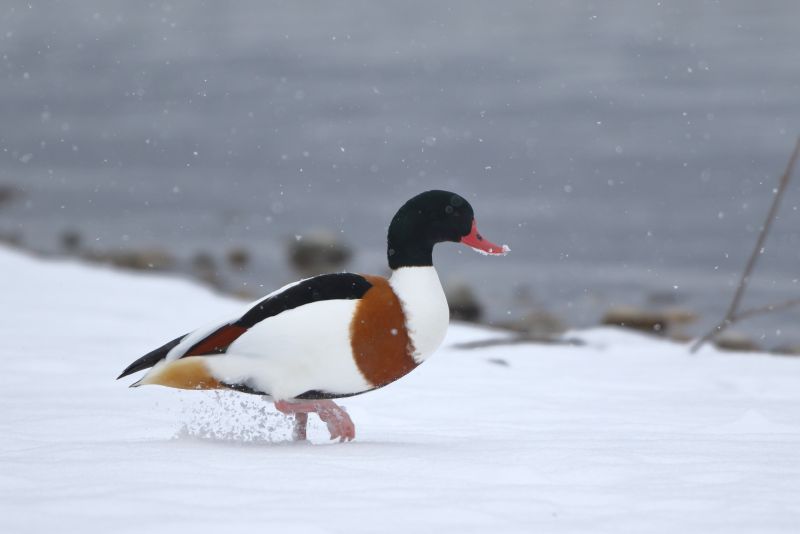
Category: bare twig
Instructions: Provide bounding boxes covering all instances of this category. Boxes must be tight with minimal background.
[452,335,585,350]
[694,297,800,351]
[691,138,800,353]
[721,140,799,323]
[733,297,800,322]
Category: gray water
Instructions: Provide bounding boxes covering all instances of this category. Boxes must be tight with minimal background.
[2,1,800,346]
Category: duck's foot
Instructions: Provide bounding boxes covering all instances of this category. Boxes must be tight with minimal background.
[274,399,355,442]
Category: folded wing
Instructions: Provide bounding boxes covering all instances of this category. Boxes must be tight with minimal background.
[117,273,373,380]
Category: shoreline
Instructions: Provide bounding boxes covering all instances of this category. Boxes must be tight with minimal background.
[2,237,794,356]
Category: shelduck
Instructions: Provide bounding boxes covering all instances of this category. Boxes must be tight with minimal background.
[118,190,509,441]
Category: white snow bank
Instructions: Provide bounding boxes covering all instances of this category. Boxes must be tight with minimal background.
[1,246,799,533]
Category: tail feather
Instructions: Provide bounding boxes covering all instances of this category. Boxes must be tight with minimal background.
[117,334,186,380]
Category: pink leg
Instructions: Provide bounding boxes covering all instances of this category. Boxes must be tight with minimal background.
[292,413,308,441]
[274,399,355,442]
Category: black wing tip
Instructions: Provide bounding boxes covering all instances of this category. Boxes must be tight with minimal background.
[116,368,134,380]
[116,334,187,381]
[116,362,145,380]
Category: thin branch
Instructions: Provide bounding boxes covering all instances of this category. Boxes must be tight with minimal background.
[723,139,799,322]
[693,297,800,352]
[733,297,800,322]
[452,335,585,350]
[691,138,800,353]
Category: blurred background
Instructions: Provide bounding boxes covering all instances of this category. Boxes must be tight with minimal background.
[1,1,799,349]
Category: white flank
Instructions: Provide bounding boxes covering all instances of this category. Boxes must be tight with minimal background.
[389,266,450,364]
[158,278,309,364]
[206,299,371,400]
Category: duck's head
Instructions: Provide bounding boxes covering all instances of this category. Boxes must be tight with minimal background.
[387,190,509,270]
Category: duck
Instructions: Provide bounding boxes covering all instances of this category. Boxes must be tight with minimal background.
[118,190,509,442]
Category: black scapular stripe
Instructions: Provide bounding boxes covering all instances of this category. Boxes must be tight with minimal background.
[295,388,373,400]
[234,273,373,329]
[221,382,373,400]
[116,334,186,379]
[221,381,266,395]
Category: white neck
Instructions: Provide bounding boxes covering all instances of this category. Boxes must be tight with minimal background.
[389,266,450,363]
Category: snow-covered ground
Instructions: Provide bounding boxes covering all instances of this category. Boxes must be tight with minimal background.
[1,245,799,533]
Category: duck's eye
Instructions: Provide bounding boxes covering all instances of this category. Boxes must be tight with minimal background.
[445,205,454,215]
